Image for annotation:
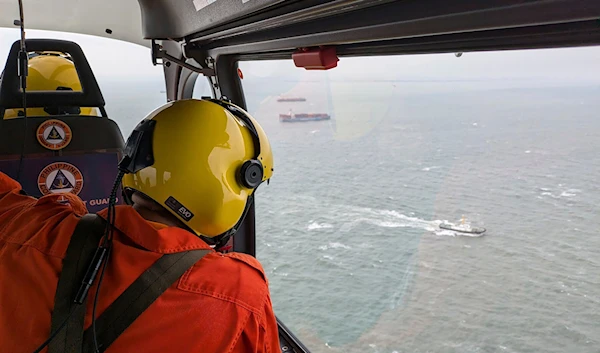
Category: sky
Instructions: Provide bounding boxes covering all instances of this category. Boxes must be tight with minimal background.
[1,27,600,84]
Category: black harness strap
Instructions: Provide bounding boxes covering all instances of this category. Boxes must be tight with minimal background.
[82,249,210,353]
[50,215,210,353]
[50,214,106,353]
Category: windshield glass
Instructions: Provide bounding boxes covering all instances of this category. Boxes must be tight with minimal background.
[239,48,600,353]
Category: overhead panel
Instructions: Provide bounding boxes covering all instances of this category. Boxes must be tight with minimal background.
[4,0,599,57]
[138,0,286,40]
[134,0,600,58]
[183,0,600,58]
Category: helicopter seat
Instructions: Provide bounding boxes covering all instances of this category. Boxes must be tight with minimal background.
[0,39,124,212]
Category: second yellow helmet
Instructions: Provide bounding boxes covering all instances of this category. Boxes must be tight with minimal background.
[3,53,98,119]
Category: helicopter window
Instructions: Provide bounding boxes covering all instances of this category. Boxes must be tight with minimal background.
[88,42,165,136]
[192,75,213,99]
[239,47,600,353]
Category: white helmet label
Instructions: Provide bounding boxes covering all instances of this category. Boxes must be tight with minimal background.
[165,196,194,221]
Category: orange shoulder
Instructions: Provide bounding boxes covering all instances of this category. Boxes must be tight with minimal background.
[177,251,270,315]
[226,252,268,281]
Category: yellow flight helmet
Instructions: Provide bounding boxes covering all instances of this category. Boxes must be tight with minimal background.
[3,53,98,119]
[120,98,274,238]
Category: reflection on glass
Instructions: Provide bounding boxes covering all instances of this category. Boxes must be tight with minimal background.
[240,47,600,353]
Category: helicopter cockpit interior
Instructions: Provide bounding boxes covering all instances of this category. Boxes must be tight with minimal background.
[1,0,599,352]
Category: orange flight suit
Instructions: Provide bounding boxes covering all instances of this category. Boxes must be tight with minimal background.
[0,172,280,353]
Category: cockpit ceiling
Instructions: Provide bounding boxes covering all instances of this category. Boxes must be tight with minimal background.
[0,0,147,47]
[138,0,600,57]
[1,0,599,56]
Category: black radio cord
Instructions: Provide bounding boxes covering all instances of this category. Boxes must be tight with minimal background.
[91,171,123,352]
[30,172,124,353]
[15,0,28,183]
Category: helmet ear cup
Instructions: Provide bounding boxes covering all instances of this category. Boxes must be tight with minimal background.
[240,160,264,189]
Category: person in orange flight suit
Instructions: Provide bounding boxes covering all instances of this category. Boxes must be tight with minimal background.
[0,97,280,352]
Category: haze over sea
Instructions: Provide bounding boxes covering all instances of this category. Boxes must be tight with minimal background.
[25,42,582,353]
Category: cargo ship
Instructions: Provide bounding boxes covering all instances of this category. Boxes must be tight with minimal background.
[277,96,307,102]
[279,110,331,122]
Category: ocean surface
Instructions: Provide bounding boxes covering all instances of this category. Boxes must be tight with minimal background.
[102,68,600,353]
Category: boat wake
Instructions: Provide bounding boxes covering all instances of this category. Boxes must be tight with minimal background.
[282,195,485,238]
[318,242,352,250]
[307,221,334,231]
[309,204,480,237]
[538,185,581,199]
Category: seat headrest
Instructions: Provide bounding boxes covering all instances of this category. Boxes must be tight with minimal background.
[0,39,105,111]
